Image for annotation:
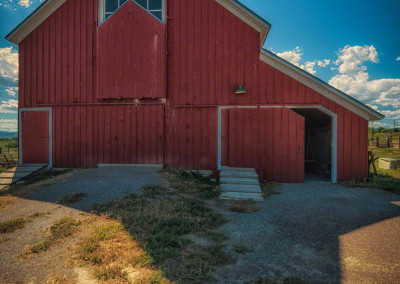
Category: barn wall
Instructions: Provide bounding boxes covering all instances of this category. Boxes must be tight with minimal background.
[17,0,369,181]
[97,1,166,99]
[227,108,305,183]
[52,104,164,168]
[19,0,98,106]
[165,107,218,171]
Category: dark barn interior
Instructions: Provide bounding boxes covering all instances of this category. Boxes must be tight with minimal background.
[292,108,332,182]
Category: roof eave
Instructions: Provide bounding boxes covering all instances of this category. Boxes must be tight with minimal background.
[6,0,67,44]
[260,48,385,122]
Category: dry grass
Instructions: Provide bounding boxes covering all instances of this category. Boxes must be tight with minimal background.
[26,217,81,255]
[75,217,171,283]
[260,182,280,198]
[0,195,16,209]
[0,218,25,234]
[230,199,259,213]
[0,211,50,234]
[56,192,87,204]
[46,272,72,284]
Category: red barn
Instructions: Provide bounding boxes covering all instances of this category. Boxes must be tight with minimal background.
[7,0,383,183]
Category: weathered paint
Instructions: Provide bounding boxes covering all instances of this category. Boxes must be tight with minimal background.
[16,0,369,182]
[97,1,166,99]
[52,104,165,168]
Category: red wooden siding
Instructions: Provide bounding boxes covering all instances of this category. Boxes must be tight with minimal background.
[21,111,49,164]
[16,0,369,181]
[166,107,218,171]
[52,105,164,168]
[226,108,304,183]
[19,0,97,106]
[97,1,166,99]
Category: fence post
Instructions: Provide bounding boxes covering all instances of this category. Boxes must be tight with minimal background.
[376,137,379,148]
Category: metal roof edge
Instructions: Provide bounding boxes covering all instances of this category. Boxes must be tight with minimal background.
[260,48,385,121]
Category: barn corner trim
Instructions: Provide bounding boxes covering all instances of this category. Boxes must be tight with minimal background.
[260,48,385,122]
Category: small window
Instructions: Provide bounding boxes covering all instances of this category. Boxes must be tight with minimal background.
[99,0,164,24]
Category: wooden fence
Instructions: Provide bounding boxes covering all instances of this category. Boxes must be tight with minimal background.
[369,136,400,149]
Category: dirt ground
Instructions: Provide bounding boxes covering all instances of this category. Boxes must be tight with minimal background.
[0,167,399,283]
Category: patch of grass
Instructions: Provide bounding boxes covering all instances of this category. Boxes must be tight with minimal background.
[0,195,16,209]
[342,175,400,194]
[230,199,259,213]
[163,167,221,199]
[260,182,280,198]
[56,192,87,204]
[90,167,230,282]
[0,218,25,233]
[28,217,80,254]
[233,244,253,254]
[0,237,10,244]
[0,211,50,235]
[94,266,128,281]
[246,276,310,284]
[46,272,72,284]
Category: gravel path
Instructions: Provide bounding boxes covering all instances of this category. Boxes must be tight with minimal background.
[209,183,400,284]
[0,165,166,283]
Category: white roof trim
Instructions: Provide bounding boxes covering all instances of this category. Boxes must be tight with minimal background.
[6,0,67,44]
[260,49,384,122]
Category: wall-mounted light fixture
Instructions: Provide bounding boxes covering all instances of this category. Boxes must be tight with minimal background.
[235,85,246,95]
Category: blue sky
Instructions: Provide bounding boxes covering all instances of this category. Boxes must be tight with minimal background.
[0,0,399,131]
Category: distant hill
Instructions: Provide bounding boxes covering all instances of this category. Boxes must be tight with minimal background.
[0,132,17,138]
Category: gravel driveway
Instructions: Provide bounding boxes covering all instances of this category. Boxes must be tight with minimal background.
[210,182,400,284]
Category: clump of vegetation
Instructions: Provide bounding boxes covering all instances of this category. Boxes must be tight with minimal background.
[28,217,80,254]
[89,167,230,282]
[342,175,400,194]
[0,195,16,209]
[260,182,280,198]
[230,199,259,213]
[56,192,87,204]
[0,218,25,234]
[0,212,50,234]
[46,272,72,284]
[163,167,221,199]
[246,276,309,284]
[233,244,253,254]
[94,266,128,281]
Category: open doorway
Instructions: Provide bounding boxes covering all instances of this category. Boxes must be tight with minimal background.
[289,106,337,183]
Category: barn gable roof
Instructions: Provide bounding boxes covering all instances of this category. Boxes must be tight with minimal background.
[260,49,384,121]
[6,0,271,46]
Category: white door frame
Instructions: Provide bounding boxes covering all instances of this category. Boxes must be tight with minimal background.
[18,108,53,168]
[217,105,338,183]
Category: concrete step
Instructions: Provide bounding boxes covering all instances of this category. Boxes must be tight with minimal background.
[20,163,48,167]
[221,167,256,173]
[220,192,263,201]
[221,183,262,193]
[220,171,258,178]
[220,177,259,185]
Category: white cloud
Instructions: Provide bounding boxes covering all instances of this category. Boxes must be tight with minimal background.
[18,0,30,7]
[318,59,331,67]
[0,119,17,132]
[0,47,18,87]
[4,87,18,97]
[369,121,393,129]
[329,45,400,108]
[0,99,18,114]
[334,45,379,75]
[277,47,302,66]
[276,47,316,75]
[397,56,400,61]
[380,109,400,120]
